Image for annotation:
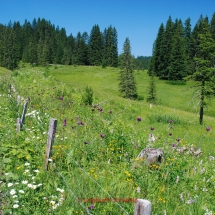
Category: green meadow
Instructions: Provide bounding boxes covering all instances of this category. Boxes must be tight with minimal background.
[0,65,215,215]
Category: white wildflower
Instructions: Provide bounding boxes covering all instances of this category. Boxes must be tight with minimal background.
[50,200,55,205]
[12,195,18,198]
[33,169,39,173]
[176,176,180,184]
[24,162,30,166]
[22,180,28,184]
[7,183,13,187]
[19,190,24,194]
[56,188,64,193]
[27,184,33,188]
[48,158,52,162]
[13,204,19,208]
[10,189,16,195]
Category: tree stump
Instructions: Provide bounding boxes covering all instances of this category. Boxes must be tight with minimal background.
[137,148,163,165]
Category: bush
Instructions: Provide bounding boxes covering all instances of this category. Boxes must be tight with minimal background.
[82,86,94,105]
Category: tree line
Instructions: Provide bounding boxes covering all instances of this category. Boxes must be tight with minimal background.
[0,18,150,70]
[149,13,215,81]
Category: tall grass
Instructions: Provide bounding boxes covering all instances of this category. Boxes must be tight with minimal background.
[0,65,215,214]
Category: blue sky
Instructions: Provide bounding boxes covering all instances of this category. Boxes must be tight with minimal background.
[0,0,215,57]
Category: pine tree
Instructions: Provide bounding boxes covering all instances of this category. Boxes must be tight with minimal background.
[168,19,187,81]
[190,19,215,124]
[151,23,165,77]
[118,38,137,99]
[161,16,174,79]
[147,71,157,103]
[88,25,104,66]
[210,12,215,40]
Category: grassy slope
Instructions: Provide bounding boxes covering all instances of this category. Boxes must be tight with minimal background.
[1,65,215,214]
[50,65,215,117]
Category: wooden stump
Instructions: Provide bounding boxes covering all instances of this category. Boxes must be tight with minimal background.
[134,199,151,215]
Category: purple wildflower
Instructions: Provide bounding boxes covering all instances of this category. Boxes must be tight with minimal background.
[84,141,89,144]
[169,119,173,124]
[63,118,67,126]
[206,126,210,131]
[169,133,172,136]
[100,133,105,138]
[59,96,63,100]
[109,110,113,114]
[136,117,142,122]
[150,127,155,131]
[88,204,95,210]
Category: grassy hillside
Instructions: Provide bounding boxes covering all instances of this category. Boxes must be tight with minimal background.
[50,65,215,117]
[0,65,215,214]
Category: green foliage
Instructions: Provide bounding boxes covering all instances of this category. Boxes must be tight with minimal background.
[147,72,157,103]
[82,85,94,105]
[118,38,137,99]
[0,67,215,214]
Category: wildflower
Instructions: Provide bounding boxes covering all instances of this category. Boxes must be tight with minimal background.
[56,188,64,193]
[176,176,180,184]
[19,190,24,194]
[88,204,95,210]
[84,141,89,144]
[24,162,30,166]
[136,117,142,122]
[150,127,154,131]
[109,110,113,114]
[63,118,67,126]
[50,200,55,205]
[186,198,195,204]
[10,189,16,195]
[37,183,43,187]
[28,184,33,188]
[33,169,40,173]
[48,158,53,162]
[169,133,172,136]
[137,186,141,193]
[59,96,63,100]
[169,119,173,124]
[22,180,28,184]
[206,126,210,131]
[100,133,105,138]
[13,204,19,208]
[7,183,13,187]
[148,134,155,142]
[12,195,18,198]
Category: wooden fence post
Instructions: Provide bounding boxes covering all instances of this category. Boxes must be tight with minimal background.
[44,118,57,170]
[20,101,28,129]
[134,199,151,215]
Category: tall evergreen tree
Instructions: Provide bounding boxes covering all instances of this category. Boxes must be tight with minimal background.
[103,26,118,67]
[151,23,165,77]
[88,25,104,66]
[210,12,215,40]
[161,16,174,79]
[168,19,187,80]
[118,38,137,99]
[190,20,215,124]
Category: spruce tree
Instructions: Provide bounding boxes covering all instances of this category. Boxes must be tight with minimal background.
[118,38,137,99]
[168,19,187,81]
[147,71,157,103]
[88,25,104,66]
[190,20,215,124]
[210,12,215,40]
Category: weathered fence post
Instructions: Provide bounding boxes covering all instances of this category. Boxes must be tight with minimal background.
[20,101,28,129]
[44,118,57,170]
[134,199,151,215]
